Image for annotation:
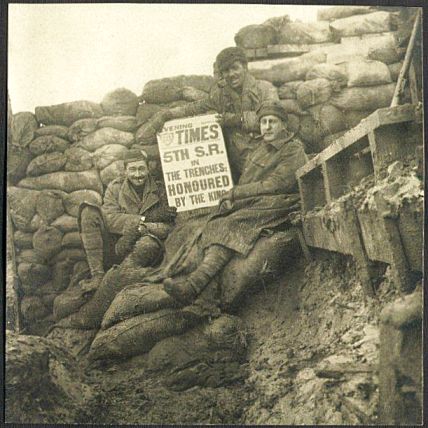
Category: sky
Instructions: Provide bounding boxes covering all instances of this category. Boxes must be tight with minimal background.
[8,3,327,113]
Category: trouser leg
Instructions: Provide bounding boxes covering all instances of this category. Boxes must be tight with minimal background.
[79,206,107,278]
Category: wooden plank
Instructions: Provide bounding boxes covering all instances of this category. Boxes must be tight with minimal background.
[296,154,322,178]
[255,48,268,58]
[408,61,419,104]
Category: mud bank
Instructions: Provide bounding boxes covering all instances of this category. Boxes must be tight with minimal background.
[6,248,410,425]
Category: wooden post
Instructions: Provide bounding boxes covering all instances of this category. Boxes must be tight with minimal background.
[390,9,421,107]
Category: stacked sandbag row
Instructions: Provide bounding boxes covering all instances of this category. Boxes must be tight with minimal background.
[240,8,406,153]
[8,89,156,333]
[135,75,215,145]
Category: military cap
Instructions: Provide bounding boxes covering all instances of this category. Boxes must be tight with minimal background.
[216,47,248,72]
[257,100,288,122]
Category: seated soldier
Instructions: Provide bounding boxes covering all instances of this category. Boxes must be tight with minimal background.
[162,100,308,312]
[79,149,176,291]
[152,46,278,182]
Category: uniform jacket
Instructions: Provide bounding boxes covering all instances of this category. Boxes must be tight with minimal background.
[198,131,308,256]
[170,74,279,176]
[101,175,176,235]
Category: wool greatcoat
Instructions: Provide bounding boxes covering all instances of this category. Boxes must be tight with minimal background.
[197,131,308,256]
[169,73,279,179]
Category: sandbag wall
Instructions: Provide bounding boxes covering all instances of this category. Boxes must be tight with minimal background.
[237,7,408,153]
[8,80,213,333]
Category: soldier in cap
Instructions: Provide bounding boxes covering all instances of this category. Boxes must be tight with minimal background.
[162,101,308,314]
[152,46,278,182]
[78,149,176,292]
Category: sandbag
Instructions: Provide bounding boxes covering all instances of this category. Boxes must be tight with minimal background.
[78,128,134,152]
[16,249,47,265]
[320,130,348,151]
[9,112,39,184]
[21,296,49,322]
[277,21,334,44]
[329,11,392,38]
[330,83,395,111]
[35,190,66,224]
[64,190,102,217]
[17,262,51,287]
[234,24,277,48]
[34,125,69,140]
[29,214,47,233]
[147,315,246,372]
[221,230,300,311]
[306,63,348,86]
[12,112,38,147]
[14,231,33,249]
[101,284,178,330]
[51,248,86,265]
[92,144,129,170]
[130,143,160,160]
[51,215,79,232]
[62,232,82,248]
[135,122,158,145]
[317,6,373,22]
[298,115,325,153]
[181,87,208,102]
[279,99,307,116]
[167,100,189,109]
[67,118,98,143]
[88,308,197,361]
[346,60,392,87]
[28,135,70,156]
[296,78,334,109]
[142,75,214,104]
[101,88,139,116]
[250,51,326,84]
[50,259,76,292]
[100,160,125,186]
[388,62,403,81]
[35,100,103,126]
[367,37,402,64]
[135,104,166,126]
[97,116,137,132]
[64,147,93,172]
[344,110,373,128]
[286,113,300,134]
[33,225,64,260]
[8,187,40,231]
[277,81,304,99]
[53,283,92,321]
[18,170,103,194]
[7,146,33,185]
[308,103,348,136]
[26,151,67,177]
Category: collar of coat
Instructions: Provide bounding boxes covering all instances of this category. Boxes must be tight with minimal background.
[267,130,297,151]
[222,73,259,110]
[120,175,160,214]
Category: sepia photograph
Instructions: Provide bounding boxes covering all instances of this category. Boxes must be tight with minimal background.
[4,2,424,425]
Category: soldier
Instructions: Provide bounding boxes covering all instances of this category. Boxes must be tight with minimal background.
[79,149,176,292]
[162,100,308,315]
[152,46,279,182]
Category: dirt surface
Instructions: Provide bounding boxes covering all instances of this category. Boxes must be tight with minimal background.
[6,249,404,425]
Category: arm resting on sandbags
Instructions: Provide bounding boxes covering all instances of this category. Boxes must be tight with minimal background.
[102,184,141,235]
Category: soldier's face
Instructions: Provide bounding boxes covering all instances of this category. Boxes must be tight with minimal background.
[223,61,247,90]
[260,115,285,142]
[126,160,149,188]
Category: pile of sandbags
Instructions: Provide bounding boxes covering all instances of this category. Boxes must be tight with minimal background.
[136,75,214,144]
[244,7,404,152]
[8,87,176,333]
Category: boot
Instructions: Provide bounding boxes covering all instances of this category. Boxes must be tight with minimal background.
[164,245,233,305]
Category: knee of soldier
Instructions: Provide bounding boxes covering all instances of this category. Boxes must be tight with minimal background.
[80,206,103,231]
[133,235,164,267]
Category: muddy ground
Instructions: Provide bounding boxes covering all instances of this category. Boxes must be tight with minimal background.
[6,248,405,425]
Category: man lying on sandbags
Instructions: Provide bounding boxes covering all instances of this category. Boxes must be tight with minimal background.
[160,100,308,316]
[151,46,278,181]
[54,149,176,325]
